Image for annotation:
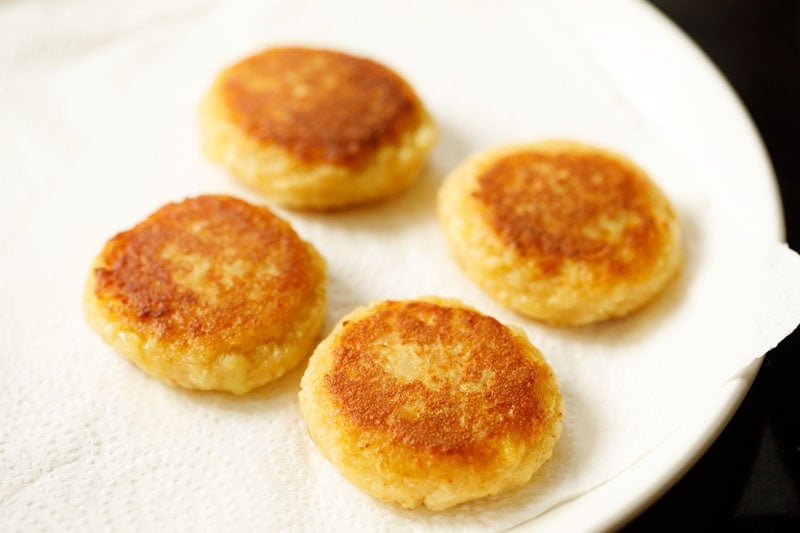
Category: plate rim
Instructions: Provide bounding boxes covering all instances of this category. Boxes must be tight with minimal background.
[519,0,784,529]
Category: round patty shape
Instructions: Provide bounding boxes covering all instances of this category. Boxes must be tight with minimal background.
[84,195,326,394]
[299,297,563,510]
[438,140,682,326]
[200,46,436,209]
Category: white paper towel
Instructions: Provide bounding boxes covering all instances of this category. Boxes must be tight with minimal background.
[2,0,799,531]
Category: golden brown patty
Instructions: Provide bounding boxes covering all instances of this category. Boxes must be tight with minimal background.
[299,297,563,510]
[438,141,682,326]
[200,46,436,209]
[84,195,326,394]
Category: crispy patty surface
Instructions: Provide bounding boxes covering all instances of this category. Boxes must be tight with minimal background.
[300,297,563,510]
[438,141,682,325]
[85,195,326,393]
[473,148,667,280]
[216,46,422,168]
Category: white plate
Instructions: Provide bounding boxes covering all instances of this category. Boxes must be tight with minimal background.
[0,0,787,531]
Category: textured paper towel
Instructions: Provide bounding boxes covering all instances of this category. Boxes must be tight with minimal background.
[2,0,799,530]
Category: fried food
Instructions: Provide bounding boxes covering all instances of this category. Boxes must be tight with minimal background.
[84,195,326,393]
[200,46,436,209]
[299,297,563,510]
[438,140,682,325]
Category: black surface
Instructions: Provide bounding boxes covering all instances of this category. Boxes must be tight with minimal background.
[623,1,800,531]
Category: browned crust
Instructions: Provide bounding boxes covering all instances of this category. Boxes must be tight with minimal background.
[324,300,559,463]
[216,46,422,168]
[91,195,321,353]
[472,149,669,279]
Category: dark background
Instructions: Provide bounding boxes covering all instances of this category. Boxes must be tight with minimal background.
[625,1,800,531]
